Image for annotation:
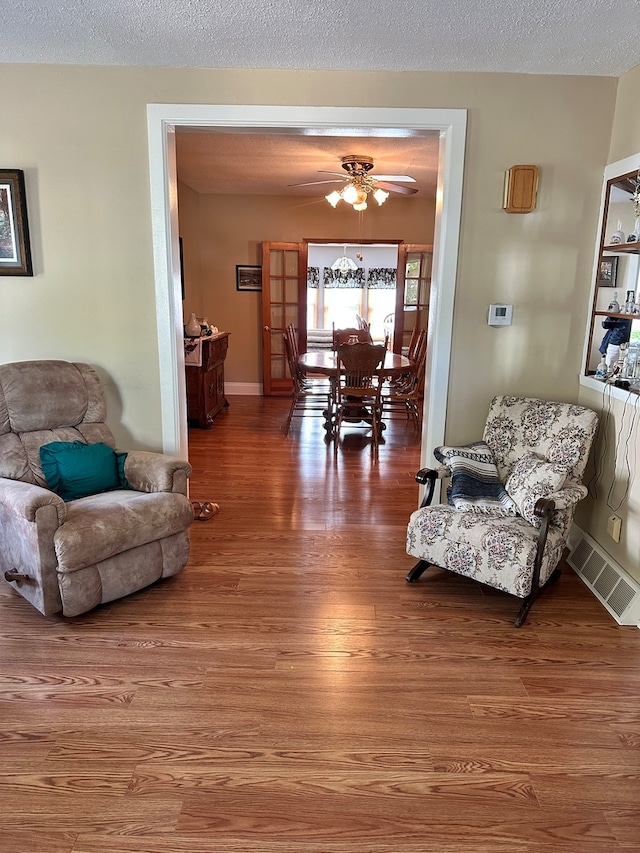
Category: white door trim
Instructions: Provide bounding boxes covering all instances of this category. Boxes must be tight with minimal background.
[147,105,467,462]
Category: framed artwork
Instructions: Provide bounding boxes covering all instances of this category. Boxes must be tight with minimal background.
[236,264,262,292]
[597,256,618,287]
[0,169,33,276]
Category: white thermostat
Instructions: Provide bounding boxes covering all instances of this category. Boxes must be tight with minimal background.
[488,304,513,326]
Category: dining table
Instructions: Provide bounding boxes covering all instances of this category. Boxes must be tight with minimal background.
[298,349,411,435]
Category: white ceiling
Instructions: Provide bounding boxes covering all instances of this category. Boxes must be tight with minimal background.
[3,0,639,77]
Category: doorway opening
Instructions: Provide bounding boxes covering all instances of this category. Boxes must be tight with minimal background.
[147,105,467,464]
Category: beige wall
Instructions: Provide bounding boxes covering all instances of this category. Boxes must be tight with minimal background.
[176,187,434,384]
[0,64,617,456]
[576,63,640,584]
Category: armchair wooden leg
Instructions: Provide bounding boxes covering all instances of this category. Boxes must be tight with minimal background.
[514,566,562,628]
[406,560,431,583]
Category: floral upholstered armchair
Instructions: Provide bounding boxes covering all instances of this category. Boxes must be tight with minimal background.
[406,395,598,626]
[0,360,194,617]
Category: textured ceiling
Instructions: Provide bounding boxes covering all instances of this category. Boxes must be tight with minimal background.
[3,0,639,77]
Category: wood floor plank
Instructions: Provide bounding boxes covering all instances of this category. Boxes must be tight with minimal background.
[1,395,639,853]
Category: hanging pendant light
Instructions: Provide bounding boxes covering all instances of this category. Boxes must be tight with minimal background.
[331,246,358,272]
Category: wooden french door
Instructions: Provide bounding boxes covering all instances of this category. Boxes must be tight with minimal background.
[260,240,432,392]
[394,244,433,354]
[261,241,307,396]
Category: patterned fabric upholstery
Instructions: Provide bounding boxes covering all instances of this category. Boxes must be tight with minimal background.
[406,395,598,601]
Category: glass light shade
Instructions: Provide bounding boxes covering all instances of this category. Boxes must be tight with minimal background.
[353,201,368,211]
[325,190,342,207]
[373,188,389,206]
[341,184,359,204]
[331,255,358,271]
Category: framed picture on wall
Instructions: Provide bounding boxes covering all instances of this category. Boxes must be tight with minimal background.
[597,256,618,287]
[0,169,33,276]
[236,265,262,292]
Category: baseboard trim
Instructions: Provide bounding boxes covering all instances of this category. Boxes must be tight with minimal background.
[226,382,263,396]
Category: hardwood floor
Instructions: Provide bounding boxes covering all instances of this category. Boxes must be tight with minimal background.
[1,395,639,853]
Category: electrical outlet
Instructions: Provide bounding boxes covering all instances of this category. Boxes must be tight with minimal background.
[607,514,622,542]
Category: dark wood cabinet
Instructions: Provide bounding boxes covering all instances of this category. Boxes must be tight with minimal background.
[186,333,230,428]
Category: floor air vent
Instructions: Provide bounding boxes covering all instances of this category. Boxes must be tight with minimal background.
[567,531,640,626]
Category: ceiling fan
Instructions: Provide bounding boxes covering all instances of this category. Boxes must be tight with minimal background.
[290,154,418,210]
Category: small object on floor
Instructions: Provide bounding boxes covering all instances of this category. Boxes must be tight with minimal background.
[191,500,219,521]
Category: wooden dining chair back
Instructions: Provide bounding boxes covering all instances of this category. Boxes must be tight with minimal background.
[382,347,426,430]
[284,323,301,363]
[283,334,331,435]
[332,326,373,349]
[334,343,386,457]
[407,327,427,363]
[355,314,371,332]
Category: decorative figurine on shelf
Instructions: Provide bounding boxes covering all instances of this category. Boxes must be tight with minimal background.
[594,355,608,380]
[627,217,640,242]
[610,220,625,245]
[607,291,620,312]
[624,291,636,313]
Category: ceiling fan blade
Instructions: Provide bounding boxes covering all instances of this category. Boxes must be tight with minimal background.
[288,179,346,188]
[371,174,417,183]
[376,181,419,195]
[317,170,349,178]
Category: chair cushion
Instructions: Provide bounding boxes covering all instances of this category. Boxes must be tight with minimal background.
[505,453,569,527]
[54,489,194,572]
[40,441,128,501]
[406,503,566,598]
[434,441,518,516]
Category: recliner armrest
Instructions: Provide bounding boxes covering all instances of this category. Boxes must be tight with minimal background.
[123,451,192,495]
[0,477,66,525]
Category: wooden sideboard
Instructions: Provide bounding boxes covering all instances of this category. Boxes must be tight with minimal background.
[186,333,230,428]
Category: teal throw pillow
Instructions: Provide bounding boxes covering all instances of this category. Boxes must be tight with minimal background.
[40,441,129,501]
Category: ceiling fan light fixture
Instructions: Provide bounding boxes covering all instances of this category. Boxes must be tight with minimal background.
[341,183,360,205]
[373,188,389,206]
[325,190,342,207]
[353,201,368,211]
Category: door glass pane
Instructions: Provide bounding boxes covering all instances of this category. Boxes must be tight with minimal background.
[270,279,283,302]
[284,251,298,275]
[285,277,298,302]
[270,252,283,275]
[285,305,298,327]
[270,305,284,328]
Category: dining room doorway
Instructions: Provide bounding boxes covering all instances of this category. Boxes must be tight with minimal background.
[147,104,467,464]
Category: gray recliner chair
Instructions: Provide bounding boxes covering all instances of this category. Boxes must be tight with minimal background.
[0,360,194,617]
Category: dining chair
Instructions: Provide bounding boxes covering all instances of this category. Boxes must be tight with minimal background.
[355,314,371,332]
[407,327,427,363]
[283,333,332,435]
[332,326,373,349]
[382,347,426,430]
[333,342,386,457]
